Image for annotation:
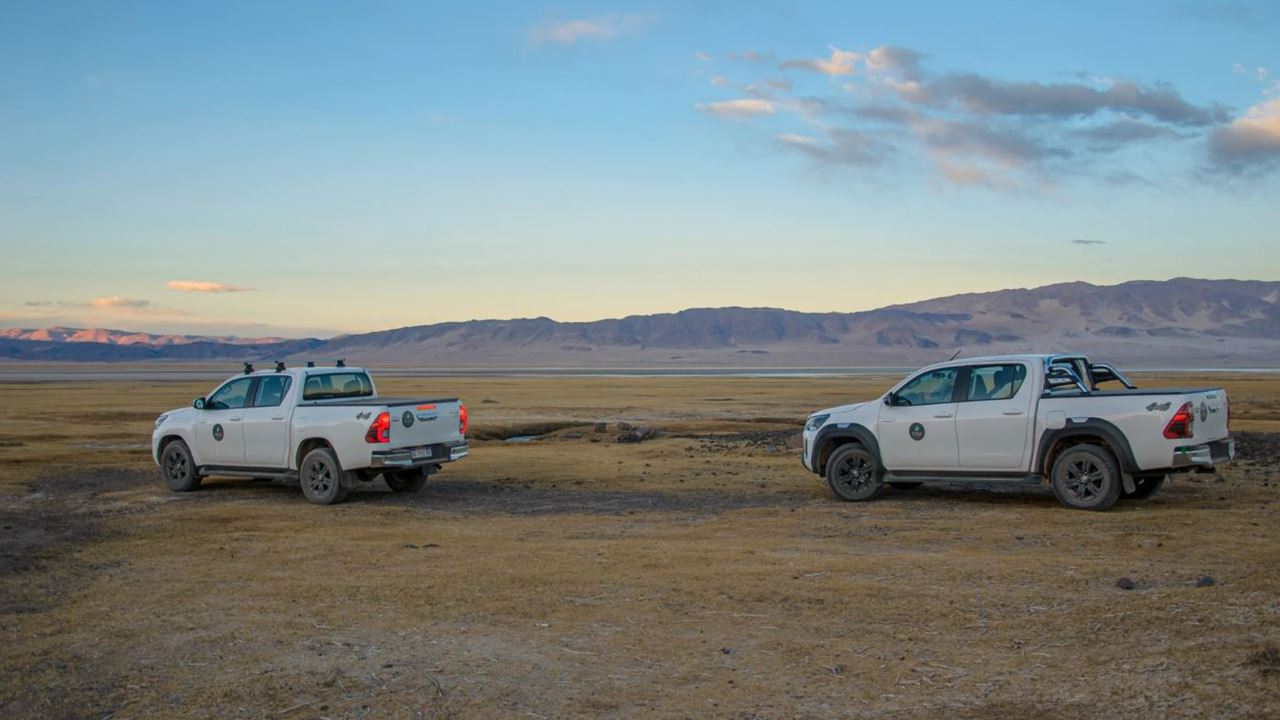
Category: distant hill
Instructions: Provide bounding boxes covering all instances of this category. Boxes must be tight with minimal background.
[0,326,297,346]
[2,278,1277,366]
[306,277,1280,367]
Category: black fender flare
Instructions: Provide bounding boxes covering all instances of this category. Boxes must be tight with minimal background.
[811,423,881,475]
[1034,418,1139,476]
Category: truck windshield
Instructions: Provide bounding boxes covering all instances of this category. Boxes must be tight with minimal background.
[303,372,374,401]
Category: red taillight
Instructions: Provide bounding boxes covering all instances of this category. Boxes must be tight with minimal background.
[365,411,390,444]
[1163,402,1194,439]
[459,403,468,435]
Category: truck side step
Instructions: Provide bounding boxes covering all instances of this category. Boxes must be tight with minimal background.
[883,472,1043,485]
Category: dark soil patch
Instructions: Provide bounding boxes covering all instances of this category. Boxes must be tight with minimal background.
[375,479,816,516]
[1234,432,1280,464]
[676,429,803,453]
[1,468,153,613]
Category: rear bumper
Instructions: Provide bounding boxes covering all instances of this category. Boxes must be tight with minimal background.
[370,442,470,469]
[1171,438,1234,468]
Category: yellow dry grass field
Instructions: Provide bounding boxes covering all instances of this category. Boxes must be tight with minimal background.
[1,371,1279,718]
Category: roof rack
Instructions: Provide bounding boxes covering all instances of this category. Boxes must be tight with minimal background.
[243,362,254,375]
[306,361,315,368]
[275,361,286,373]
[336,358,346,367]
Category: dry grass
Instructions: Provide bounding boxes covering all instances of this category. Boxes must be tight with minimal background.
[1,372,1278,718]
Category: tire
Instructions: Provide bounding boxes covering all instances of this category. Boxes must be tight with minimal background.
[385,469,428,493]
[888,482,924,490]
[1123,474,1165,500]
[825,444,884,502]
[1050,444,1121,511]
[299,447,350,505]
[160,440,202,492]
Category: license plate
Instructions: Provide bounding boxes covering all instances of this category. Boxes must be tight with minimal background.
[411,447,431,460]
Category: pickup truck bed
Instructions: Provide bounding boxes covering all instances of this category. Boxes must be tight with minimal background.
[300,397,459,407]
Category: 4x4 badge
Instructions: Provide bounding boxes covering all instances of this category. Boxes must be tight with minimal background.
[909,422,925,441]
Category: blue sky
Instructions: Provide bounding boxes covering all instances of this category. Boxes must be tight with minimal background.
[1,1,1277,337]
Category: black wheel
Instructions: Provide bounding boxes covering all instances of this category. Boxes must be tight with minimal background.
[385,469,428,493]
[1050,444,1121,511]
[299,447,349,505]
[1123,474,1165,500]
[825,444,884,502]
[888,482,924,490]
[160,440,202,492]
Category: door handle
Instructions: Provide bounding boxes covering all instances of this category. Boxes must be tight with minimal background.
[229,417,242,422]
[1002,410,1025,416]
[933,413,953,419]
[271,416,285,421]
[881,418,895,423]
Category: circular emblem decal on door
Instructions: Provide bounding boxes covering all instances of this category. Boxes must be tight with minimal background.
[402,410,415,428]
[1199,402,1209,423]
[909,422,925,441]
[212,423,224,442]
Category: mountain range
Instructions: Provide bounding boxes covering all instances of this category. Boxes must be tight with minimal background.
[2,278,1278,367]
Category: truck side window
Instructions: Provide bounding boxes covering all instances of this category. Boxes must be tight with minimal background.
[207,377,253,410]
[252,376,291,407]
[895,368,959,406]
[966,364,1027,401]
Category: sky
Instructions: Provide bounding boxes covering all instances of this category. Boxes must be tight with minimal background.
[1,1,1278,338]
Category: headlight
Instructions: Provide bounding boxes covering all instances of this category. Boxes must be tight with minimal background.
[805,414,830,431]
[155,414,169,429]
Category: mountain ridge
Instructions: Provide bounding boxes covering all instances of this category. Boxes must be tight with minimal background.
[2,278,1277,366]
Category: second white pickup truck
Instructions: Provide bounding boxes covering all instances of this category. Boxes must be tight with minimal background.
[152,363,469,504]
[802,353,1233,510]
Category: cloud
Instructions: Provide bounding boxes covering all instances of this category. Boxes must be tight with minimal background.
[701,42,1250,188]
[909,75,1228,127]
[776,129,890,168]
[696,98,776,118]
[166,280,254,293]
[527,15,649,46]
[1076,118,1184,148]
[90,296,151,309]
[1070,239,1107,246]
[709,74,731,87]
[1208,97,1280,174]
[780,46,859,76]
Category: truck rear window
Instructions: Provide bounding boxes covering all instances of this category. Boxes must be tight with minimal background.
[302,372,373,401]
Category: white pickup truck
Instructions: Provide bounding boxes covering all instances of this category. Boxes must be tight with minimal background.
[152,363,469,504]
[801,353,1233,510]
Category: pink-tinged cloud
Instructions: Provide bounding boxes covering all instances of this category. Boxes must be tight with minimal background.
[90,296,151,309]
[780,46,859,76]
[527,15,650,46]
[697,98,776,118]
[166,280,254,293]
[1209,97,1280,172]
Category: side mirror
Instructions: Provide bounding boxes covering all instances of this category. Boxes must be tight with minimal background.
[193,398,206,410]
[884,393,896,406]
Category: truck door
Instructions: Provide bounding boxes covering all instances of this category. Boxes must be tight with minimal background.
[955,363,1034,470]
[242,375,292,468]
[194,376,251,466]
[877,367,960,471]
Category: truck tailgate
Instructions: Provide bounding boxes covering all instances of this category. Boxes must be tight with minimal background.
[384,399,464,450]
[1182,389,1229,443]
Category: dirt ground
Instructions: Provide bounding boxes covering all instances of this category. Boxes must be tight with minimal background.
[1,372,1278,719]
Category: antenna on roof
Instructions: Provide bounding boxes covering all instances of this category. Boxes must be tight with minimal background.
[948,349,962,361]
[336,358,346,368]
[275,361,286,373]
[243,362,255,375]
[306,361,315,368]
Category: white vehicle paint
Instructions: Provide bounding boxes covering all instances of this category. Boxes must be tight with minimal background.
[801,354,1233,510]
[152,363,469,504]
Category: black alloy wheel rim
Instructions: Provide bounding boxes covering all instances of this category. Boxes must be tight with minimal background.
[834,453,875,494]
[165,448,189,483]
[1064,456,1105,501]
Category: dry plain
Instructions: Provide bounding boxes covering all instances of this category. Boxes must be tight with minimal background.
[1,370,1279,719]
